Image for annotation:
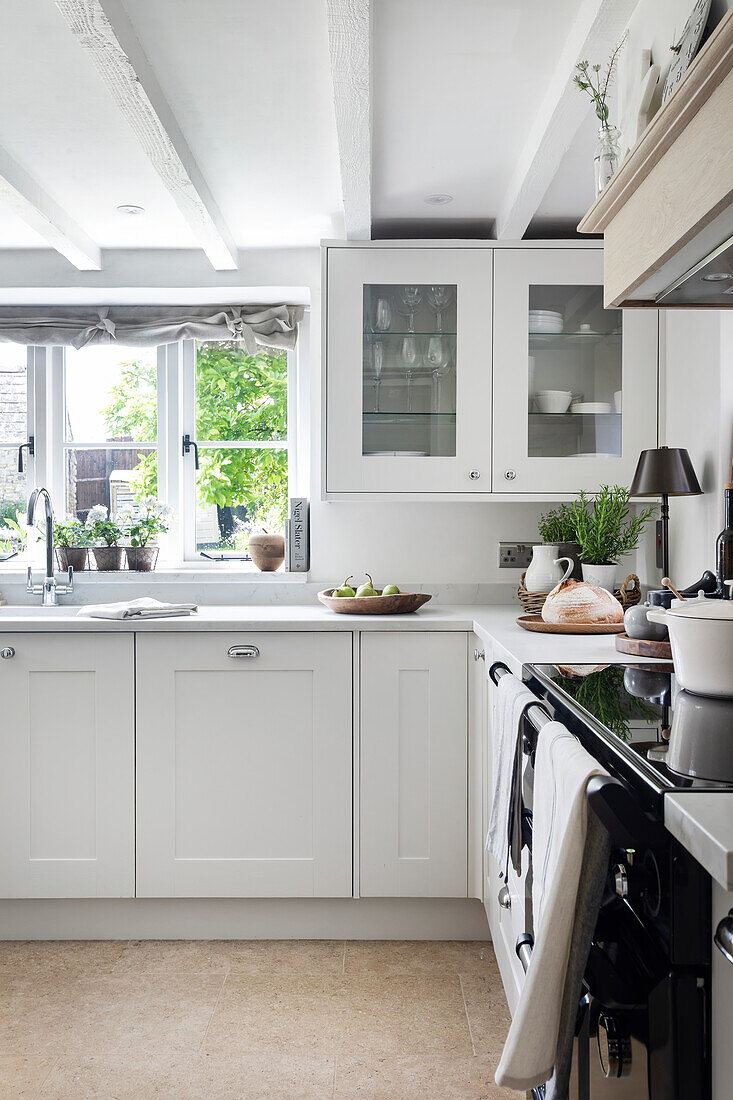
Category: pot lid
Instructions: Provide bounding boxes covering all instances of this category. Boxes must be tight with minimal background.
[666,600,733,621]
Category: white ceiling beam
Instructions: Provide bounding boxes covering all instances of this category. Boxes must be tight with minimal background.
[495,0,638,241]
[54,0,238,270]
[326,0,371,239]
[0,146,101,270]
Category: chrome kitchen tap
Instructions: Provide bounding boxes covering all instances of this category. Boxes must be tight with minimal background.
[26,488,74,606]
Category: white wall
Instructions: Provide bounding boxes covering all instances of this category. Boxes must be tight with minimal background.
[662,311,733,583]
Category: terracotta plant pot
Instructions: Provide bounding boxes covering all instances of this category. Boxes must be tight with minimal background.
[248,533,285,572]
[92,546,124,572]
[56,547,88,572]
[125,546,159,572]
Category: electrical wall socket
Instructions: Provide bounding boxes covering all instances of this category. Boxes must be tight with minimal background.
[498,542,534,569]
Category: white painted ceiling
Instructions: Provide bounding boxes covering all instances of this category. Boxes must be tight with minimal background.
[0,0,601,258]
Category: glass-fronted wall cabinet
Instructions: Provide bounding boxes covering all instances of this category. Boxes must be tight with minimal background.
[325,246,493,494]
[492,248,658,494]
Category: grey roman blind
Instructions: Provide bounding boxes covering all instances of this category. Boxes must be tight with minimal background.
[0,304,304,352]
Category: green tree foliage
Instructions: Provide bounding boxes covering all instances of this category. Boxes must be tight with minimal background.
[103,343,289,537]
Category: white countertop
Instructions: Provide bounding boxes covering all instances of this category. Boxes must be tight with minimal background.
[665,794,733,890]
[2,597,729,888]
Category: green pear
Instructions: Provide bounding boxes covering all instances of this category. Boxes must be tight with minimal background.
[333,576,356,598]
[382,584,400,595]
[355,572,377,597]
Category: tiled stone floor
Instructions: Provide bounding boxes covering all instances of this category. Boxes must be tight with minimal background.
[0,940,522,1098]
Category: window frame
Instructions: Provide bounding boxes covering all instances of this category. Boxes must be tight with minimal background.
[1,335,301,571]
[179,338,295,562]
[0,347,37,558]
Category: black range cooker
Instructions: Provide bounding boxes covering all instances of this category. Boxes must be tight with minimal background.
[517,660,733,1100]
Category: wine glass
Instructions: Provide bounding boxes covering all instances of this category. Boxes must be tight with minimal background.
[371,339,385,413]
[427,285,453,332]
[373,296,392,334]
[400,335,420,412]
[426,336,451,413]
[398,285,423,333]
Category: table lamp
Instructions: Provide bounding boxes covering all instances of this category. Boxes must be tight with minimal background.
[629,446,702,577]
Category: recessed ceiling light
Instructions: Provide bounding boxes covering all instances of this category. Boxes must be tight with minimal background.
[116,204,145,216]
[701,271,733,282]
[424,193,453,206]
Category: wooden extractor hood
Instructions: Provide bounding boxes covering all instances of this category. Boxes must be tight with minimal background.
[578,9,733,308]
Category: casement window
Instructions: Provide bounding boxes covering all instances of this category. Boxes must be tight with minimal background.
[0,338,295,567]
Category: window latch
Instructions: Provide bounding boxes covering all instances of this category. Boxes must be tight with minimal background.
[182,433,199,469]
[17,436,34,473]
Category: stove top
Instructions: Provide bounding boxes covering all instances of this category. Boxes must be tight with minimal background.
[525,662,733,797]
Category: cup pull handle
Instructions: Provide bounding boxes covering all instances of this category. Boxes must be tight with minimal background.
[227,644,260,659]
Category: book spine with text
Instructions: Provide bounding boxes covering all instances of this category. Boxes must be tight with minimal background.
[288,498,309,572]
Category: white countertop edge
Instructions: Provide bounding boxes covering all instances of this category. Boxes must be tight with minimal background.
[665,793,733,890]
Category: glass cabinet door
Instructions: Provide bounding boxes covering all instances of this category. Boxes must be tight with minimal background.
[493,248,658,494]
[326,247,492,494]
[362,283,457,459]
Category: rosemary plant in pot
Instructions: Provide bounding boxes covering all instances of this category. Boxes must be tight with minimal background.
[85,506,124,571]
[569,485,655,591]
[53,519,88,572]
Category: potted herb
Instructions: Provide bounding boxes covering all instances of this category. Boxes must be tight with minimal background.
[85,505,123,571]
[573,33,627,196]
[538,503,583,579]
[53,518,88,572]
[119,499,172,571]
[569,485,655,591]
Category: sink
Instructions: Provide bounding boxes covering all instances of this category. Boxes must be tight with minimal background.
[0,605,80,617]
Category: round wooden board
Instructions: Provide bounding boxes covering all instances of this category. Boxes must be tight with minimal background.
[516,614,625,635]
[615,633,672,660]
[318,590,432,615]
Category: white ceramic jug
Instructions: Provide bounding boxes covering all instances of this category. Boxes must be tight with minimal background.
[524,544,566,593]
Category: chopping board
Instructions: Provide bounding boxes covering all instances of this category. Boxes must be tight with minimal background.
[615,633,672,660]
[516,614,625,635]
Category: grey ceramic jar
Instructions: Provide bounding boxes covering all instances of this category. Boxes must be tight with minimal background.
[624,600,669,641]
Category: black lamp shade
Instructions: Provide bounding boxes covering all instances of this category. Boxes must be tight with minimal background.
[629,446,702,497]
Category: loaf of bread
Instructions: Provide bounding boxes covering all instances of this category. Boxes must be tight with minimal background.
[542,579,624,625]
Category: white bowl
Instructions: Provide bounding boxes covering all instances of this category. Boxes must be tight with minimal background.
[535,390,572,414]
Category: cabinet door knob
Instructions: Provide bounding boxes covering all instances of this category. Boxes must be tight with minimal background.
[504,469,517,481]
[227,644,260,659]
[498,885,511,910]
[1,647,15,659]
[474,649,485,662]
[468,469,481,480]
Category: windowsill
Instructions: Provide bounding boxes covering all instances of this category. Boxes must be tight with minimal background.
[0,562,309,584]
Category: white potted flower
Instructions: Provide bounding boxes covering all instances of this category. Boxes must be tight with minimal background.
[85,505,124,571]
[120,499,172,571]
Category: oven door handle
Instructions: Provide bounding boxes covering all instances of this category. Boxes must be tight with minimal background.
[586,775,666,849]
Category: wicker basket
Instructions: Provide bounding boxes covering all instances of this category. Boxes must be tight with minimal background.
[517,572,641,615]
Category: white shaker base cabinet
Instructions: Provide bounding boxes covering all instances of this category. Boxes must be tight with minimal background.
[0,633,134,898]
[359,632,468,898]
[135,632,353,899]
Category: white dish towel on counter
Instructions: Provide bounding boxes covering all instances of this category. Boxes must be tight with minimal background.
[495,720,608,1093]
[77,597,198,620]
[485,671,538,878]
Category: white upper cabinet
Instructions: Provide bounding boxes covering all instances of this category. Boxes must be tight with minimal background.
[492,248,658,493]
[0,633,134,899]
[324,243,659,498]
[325,245,493,494]
[135,632,353,899]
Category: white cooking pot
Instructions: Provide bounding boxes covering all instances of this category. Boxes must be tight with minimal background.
[648,601,733,698]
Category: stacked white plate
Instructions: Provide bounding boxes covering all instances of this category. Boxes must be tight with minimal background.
[529,309,563,334]
[570,401,612,414]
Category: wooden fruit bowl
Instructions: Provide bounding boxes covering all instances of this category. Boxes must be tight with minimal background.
[318,589,432,615]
